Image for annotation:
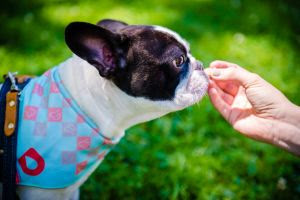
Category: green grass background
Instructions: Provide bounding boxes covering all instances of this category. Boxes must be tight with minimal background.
[1,0,300,199]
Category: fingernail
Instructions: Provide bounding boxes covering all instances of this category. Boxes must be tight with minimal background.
[208,88,217,95]
[212,69,221,77]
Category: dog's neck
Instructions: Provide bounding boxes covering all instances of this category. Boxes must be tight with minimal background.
[58,56,176,139]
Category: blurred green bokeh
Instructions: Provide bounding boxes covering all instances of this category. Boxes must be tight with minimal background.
[1,0,300,199]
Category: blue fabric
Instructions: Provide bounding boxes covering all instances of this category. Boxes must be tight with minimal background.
[16,68,121,188]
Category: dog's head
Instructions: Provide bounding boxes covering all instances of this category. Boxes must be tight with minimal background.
[65,19,208,111]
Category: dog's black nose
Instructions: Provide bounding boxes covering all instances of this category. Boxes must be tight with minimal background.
[195,61,204,71]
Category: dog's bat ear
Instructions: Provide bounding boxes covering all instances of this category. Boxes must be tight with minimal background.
[65,22,127,78]
[97,19,128,33]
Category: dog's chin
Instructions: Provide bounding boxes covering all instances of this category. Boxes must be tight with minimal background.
[173,69,209,109]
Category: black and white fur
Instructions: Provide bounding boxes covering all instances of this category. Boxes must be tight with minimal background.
[5,19,208,200]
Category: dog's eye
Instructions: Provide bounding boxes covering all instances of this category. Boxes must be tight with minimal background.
[173,55,185,67]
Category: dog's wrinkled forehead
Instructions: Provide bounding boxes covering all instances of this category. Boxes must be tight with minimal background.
[121,25,188,61]
[153,26,190,52]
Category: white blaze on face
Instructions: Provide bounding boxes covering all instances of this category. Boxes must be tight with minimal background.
[154,26,209,109]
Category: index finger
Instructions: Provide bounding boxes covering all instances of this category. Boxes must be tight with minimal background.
[209,60,239,69]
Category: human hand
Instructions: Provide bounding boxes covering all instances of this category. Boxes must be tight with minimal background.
[205,60,300,155]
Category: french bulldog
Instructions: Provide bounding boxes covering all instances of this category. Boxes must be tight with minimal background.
[1,19,208,200]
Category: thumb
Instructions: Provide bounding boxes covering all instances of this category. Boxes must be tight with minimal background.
[205,64,260,88]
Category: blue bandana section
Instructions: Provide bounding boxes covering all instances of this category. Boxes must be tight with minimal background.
[16,67,120,188]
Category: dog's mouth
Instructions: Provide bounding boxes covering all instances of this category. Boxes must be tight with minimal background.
[187,70,208,95]
[173,64,209,108]
[186,69,209,102]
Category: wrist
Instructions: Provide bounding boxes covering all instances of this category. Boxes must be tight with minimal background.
[283,103,300,129]
[270,119,300,156]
